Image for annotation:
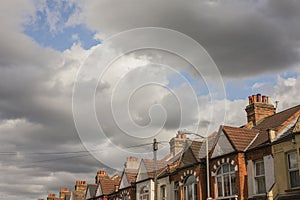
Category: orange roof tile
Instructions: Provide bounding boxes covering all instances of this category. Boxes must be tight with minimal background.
[222,126,259,151]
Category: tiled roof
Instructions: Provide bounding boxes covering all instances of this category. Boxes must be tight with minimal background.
[273,116,300,144]
[199,131,218,158]
[248,105,300,149]
[98,175,120,195]
[142,159,167,178]
[189,140,203,162]
[222,126,259,151]
[124,168,138,184]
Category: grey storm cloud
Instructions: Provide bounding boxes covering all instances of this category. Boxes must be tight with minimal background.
[0,0,300,199]
[79,0,300,77]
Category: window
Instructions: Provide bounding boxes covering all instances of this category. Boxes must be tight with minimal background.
[254,160,266,194]
[140,186,149,200]
[174,182,179,200]
[160,185,166,200]
[183,175,198,200]
[216,164,236,198]
[122,194,130,200]
[288,151,300,188]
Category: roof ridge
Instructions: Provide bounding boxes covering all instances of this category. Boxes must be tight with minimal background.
[260,104,300,121]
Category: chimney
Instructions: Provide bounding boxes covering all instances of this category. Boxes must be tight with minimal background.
[124,156,140,170]
[59,188,70,198]
[95,170,108,184]
[245,93,275,126]
[169,131,188,156]
[47,194,56,200]
[75,180,87,191]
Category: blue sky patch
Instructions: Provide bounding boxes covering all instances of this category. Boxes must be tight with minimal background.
[23,0,100,51]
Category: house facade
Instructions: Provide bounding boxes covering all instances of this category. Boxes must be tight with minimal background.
[271,117,300,199]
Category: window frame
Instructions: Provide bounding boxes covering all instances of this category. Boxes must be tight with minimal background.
[174,182,179,200]
[140,186,149,200]
[287,151,300,189]
[160,185,167,200]
[183,175,198,200]
[254,159,266,194]
[215,163,237,198]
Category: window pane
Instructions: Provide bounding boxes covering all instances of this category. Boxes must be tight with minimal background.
[185,176,196,185]
[288,152,298,169]
[255,161,265,176]
[183,186,187,200]
[217,176,223,197]
[230,165,235,171]
[194,183,198,200]
[223,164,229,173]
[217,167,222,175]
[290,170,300,188]
[231,173,236,195]
[255,177,266,193]
[188,185,193,200]
[174,182,179,200]
[224,175,230,196]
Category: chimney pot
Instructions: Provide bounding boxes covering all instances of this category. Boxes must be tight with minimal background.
[248,96,252,104]
[252,95,256,103]
[257,93,261,102]
[262,95,266,103]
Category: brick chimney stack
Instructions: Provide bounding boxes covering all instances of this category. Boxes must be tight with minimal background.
[245,93,275,126]
[95,170,108,184]
[75,180,87,192]
[47,194,56,200]
[124,156,140,170]
[169,131,188,156]
[59,187,70,198]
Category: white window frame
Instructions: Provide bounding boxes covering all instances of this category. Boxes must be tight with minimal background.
[183,175,198,200]
[287,151,300,189]
[216,163,236,198]
[160,185,167,200]
[254,160,266,194]
[140,186,149,200]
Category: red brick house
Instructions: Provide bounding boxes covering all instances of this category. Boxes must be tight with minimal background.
[245,99,300,200]
[209,94,300,200]
[210,125,258,200]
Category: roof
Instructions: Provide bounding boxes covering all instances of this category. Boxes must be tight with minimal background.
[222,126,259,151]
[124,168,138,184]
[248,104,300,149]
[142,159,167,178]
[98,175,120,195]
[273,116,300,144]
[199,131,218,158]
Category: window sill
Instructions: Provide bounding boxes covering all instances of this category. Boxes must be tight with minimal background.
[216,195,238,199]
[285,187,300,193]
[252,193,267,197]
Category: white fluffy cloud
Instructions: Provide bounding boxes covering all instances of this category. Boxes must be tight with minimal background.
[1,1,300,200]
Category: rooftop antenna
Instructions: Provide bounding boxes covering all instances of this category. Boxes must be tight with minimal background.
[275,100,279,110]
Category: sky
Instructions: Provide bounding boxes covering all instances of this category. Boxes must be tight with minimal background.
[1,0,300,199]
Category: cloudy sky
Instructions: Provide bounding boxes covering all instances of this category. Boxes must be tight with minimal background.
[1,0,300,199]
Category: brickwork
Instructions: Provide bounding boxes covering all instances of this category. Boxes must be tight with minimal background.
[170,164,206,200]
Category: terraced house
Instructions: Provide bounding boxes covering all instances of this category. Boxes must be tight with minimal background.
[39,94,300,200]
